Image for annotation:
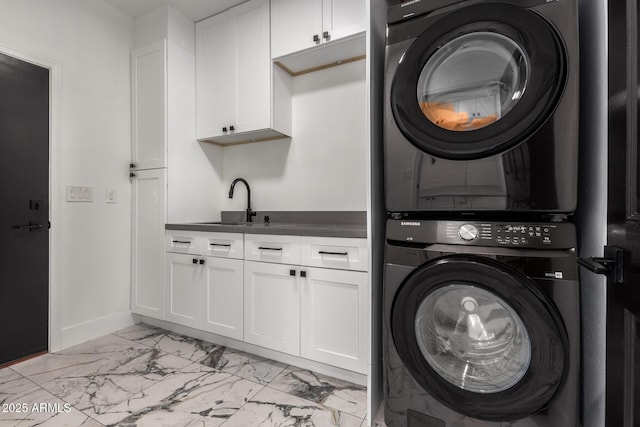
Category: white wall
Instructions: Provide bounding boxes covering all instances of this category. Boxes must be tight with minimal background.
[0,0,135,350]
[221,59,368,212]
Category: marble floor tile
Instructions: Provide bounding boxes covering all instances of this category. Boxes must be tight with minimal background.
[268,368,368,419]
[0,376,101,427]
[111,323,165,342]
[37,349,193,419]
[91,363,263,426]
[10,334,152,385]
[133,328,223,362]
[199,348,287,385]
[4,324,369,427]
[222,386,364,427]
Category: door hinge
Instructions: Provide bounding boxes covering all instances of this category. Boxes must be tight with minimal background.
[578,246,624,283]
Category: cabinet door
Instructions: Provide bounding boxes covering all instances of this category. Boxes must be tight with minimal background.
[322,0,366,43]
[202,257,244,340]
[165,253,202,329]
[131,168,167,319]
[300,267,368,373]
[271,0,323,58]
[244,261,300,355]
[196,11,234,140]
[233,0,271,133]
[131,40,167,169]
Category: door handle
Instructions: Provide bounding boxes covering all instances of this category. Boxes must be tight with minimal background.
[578,246,624,283]
[12,223,43,231]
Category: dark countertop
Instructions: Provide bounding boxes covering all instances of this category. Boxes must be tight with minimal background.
[165,222,367,238]
[165,211,367,238]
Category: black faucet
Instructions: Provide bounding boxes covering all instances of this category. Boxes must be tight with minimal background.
[228,178,257,223]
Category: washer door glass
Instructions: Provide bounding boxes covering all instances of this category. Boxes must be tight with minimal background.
[390,255,568,421]
[417,32,528,132]
[415,284,531,393]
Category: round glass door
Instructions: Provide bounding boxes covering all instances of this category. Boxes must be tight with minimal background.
[391,256,567,421]
[390,3,566,159]
[416,284,531,394]
[418,32,528,132]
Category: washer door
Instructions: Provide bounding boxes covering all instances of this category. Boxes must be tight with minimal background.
[391,255,567,421]
[390,3,566,160]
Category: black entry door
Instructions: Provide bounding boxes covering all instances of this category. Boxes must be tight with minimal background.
[605,0,640,425]
[0,52,49,366]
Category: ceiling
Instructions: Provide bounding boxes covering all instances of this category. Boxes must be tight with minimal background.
[103,0,245,22]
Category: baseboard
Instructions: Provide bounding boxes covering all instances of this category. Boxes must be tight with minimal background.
[58,311,135,350]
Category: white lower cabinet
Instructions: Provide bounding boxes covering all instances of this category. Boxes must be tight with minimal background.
[244,261,300,356]
[243,234,369,373]
[164,231,244,337]
[300,267,368,373]
[202,257,244,340]
[165,253,203,329]
[162,231,369,374]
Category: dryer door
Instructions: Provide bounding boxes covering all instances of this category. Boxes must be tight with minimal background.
[391,255,567,421]
[390,2,566,160]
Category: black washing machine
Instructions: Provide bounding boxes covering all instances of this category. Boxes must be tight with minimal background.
[383,219,580,426]
[383,0,579,214]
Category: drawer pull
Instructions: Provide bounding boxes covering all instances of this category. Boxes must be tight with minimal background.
[318,251,349,256]
[210,243,231,247]
[173,240,192,244]
[258,246,283,251]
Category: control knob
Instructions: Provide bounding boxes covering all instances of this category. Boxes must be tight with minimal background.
[458,224,479,241]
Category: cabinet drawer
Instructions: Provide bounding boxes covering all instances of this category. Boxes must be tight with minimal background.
[244,234,300,265]
[203,233,244,259]
[300,236,368,271]
[165,231,201,254]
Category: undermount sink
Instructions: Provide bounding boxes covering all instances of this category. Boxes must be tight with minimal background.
[196,221,250,226]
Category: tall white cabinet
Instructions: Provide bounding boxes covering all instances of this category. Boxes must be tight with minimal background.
[130,6,223,321]
[130,40,168,320]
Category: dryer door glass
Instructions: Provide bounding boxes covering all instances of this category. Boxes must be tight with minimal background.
[415,284,531,393]
[389,3,565,160]
[417,32,528,132]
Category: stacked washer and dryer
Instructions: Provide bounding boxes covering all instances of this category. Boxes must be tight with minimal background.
[382,0,581,426]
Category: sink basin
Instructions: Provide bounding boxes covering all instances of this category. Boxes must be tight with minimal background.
[195,221,250,226]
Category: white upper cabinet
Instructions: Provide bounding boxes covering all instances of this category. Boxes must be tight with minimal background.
[131,40,167,170]
[270,0,323,59]
[270,0,365,75]
[321,0,366,43]
[196,0,292,145]
[195,13,233,143]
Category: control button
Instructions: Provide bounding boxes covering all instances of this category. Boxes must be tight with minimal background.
[458,224,479,241]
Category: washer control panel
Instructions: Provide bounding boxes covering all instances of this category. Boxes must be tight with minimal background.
[387,219,576,250]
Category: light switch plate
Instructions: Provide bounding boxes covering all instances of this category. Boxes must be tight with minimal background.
[66,186,94,202]
[105,187,117,203]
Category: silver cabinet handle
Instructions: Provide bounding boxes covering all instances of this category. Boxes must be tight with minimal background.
[258,246,283,251]
[318,250,348,256]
